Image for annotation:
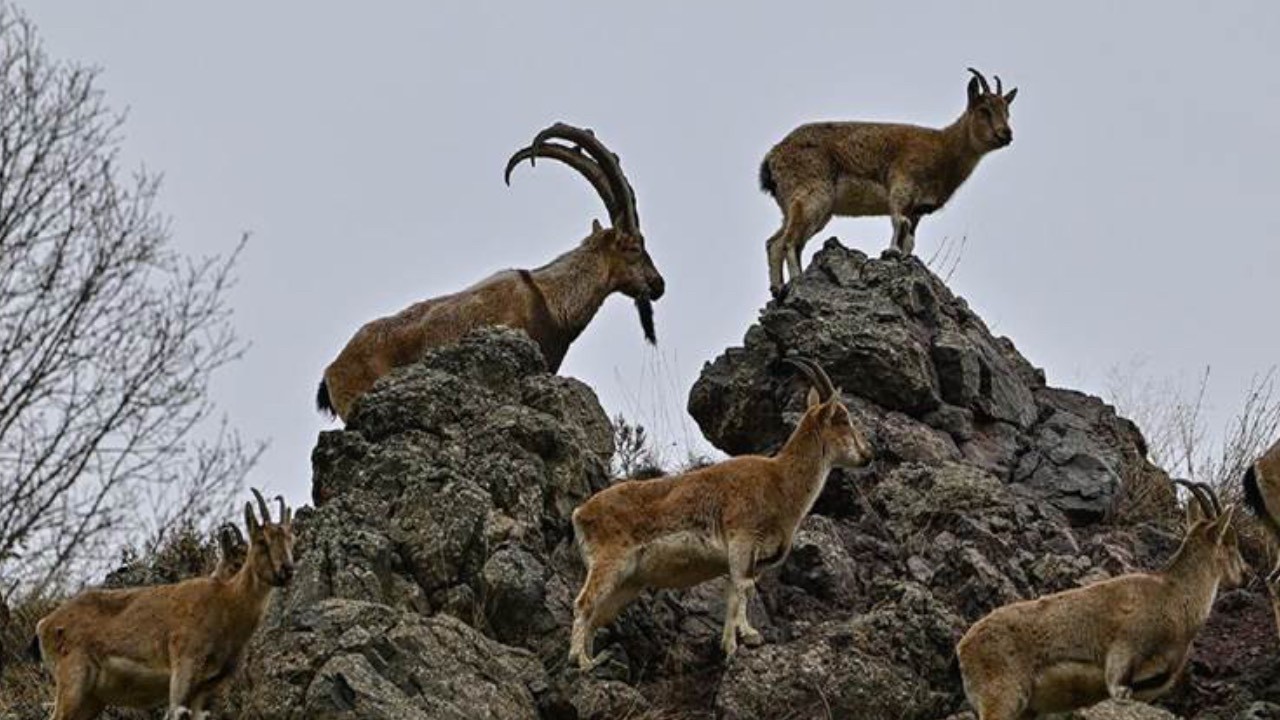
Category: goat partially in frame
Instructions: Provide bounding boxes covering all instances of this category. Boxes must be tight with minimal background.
[32,489,295,720]
[1242,438,1280,633]
[956,481,1245,720]
[759,68,1017,295]
[568,358,873,669]
[1243,438,1280,583]
[317,123,665,422]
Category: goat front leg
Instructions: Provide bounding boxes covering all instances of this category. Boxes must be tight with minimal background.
[734,583,763,647]
[1103,644,1136,700]
[722,540,760,657]
[886,181,917,256]
[167,656,200,719]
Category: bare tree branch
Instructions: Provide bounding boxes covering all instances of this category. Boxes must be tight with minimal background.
[0,5,258,599]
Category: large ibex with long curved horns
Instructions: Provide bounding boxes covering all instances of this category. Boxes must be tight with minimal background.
[568,358,874,669]
[759,68,1017,295]
[957,480,1245,720]
[31,489,296,720]
[317,122,665,422]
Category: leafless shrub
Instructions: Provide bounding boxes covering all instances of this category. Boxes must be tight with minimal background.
[611,413,662,478]
[0,5,260,600]
[1107,363,1280,505]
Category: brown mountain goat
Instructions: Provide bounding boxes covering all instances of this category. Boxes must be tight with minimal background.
[760,68,1017,294]
[317,123,664,421]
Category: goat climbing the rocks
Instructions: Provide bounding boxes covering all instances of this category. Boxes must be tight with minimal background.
[957,481,1245,719]
[569,358,874,669]
[32,489,295,720]
[317,122,664,422]
[760,68,1016,294]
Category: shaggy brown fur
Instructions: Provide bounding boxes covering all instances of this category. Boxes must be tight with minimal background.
[760,68,1017,294]
[957,482,1245,720]
[568,358,874,669]
[319,123,664,422]
[34,490,295,720]
[1242,438,1280,631]
[1243,438,1280,577]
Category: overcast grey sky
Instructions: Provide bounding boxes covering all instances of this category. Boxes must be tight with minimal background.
[23,1,1280,507]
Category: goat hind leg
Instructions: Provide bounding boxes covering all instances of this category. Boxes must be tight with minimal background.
[766,228,788,296]
[571,555,629,670]
[50,655,103,720]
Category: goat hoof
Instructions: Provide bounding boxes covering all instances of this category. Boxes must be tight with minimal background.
[882,247,903,260]
[721,637,739,657]
[741,628,764,647]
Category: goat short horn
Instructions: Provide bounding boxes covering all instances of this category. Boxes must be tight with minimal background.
[966,67,992,94]
[783,357,835,402]
[251,488,272,524]
[1173,479,1216,519]
[1196,481,1223,516]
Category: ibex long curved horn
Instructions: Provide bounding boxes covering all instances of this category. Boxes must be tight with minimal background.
[504,143,617,213]
[251,488,272,525]
[783,357,836,402]
[530,123,640,235]
[275,495,290,526]
[967,67,992,95]
[994,75,1004,95]
[1173,479,1217,519]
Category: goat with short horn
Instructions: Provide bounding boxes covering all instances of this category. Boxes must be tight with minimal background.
[317,122,664,422]
[957,480,1245,719]
[30,489,296,720]
[760,68,1017,294]
[568,358,874,669]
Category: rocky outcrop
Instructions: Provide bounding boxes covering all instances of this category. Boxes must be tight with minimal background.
[33,240,1274,720]
[689,238,1169,525]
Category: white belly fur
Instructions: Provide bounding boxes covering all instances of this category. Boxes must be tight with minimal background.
[633,530,728,589]
[96,656,171,707]
[832,177,889,217]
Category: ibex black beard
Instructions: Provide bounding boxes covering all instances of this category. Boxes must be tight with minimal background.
[636,297,656,344]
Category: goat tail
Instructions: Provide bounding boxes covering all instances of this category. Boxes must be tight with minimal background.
[316,378,335,417]
[1243,464,1280,539]
[759,157,777,196]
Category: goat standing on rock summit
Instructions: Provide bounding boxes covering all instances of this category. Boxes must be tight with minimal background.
[317,122,665,422]
[760,68,1017,295]
[31,489,296,720]
[568,358,873,669]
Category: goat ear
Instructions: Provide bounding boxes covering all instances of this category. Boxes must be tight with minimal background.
[806,387,821,409]
[591,218,604,234]
[1184,494,1204,526]
[1214,505,1237,543]
[244,502,260,537]
[967,77,981,106]
[1003,88,1018,105]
